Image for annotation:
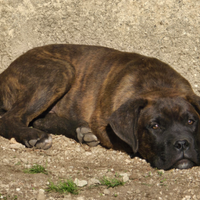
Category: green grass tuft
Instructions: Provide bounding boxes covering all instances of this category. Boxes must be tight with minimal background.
[46,180,79,195]
[24,164,48,175]
[100,176,124,188]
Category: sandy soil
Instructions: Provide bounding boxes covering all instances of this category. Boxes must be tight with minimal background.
[0,133,200,200]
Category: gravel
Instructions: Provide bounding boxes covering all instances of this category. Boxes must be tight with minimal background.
[0,134,200,200]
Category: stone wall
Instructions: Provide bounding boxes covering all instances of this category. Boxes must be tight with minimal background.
[0,0,200,94]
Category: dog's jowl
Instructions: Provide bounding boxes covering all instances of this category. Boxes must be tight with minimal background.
[0,44,200,170]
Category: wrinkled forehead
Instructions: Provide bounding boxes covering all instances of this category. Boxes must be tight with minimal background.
[142,97,198,121]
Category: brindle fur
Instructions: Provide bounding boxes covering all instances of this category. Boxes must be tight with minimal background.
[1,44,200,169]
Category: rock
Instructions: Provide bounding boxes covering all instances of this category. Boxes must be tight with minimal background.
[120,173,129,182]
[129,171,141,180]
[37,189,46,200]
[75,147,81,152]
[85,152,92,156]
[20,158,28,163]
[135,189,140,194]
[9,138,18,144]
[10,143,25,149]
[74,178,88,187]
[103,189,110,195]
[2,158,9,164]
[63,194,72,200]
[76,197,85,200]
[125,159,132,164]
[88,178,101,186]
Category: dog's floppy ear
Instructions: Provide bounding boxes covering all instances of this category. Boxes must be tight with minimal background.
[186,94,200,114]
[108,98,147,153]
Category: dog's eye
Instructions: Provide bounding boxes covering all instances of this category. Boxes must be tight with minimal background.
[188,119,194,125]
[151,123,159,130]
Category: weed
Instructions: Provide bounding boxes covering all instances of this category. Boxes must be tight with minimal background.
[15,161,21,166]
[145,172,152,178]
[100,176,124,188]
[46,180,78,195]
[160,178,167,186]
[160,178,166,183]
[0,194,17,200]
[24,164,48,175]
[157,170,164,176]
[114,172,122,178]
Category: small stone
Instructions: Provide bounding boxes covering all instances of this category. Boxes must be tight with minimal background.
[103,189,110,195]
[63,194,72,200]
[76,197,85,200]
[10,143,25,149]
[120,173,129,182]
[74,178,87,187]
[125,159,131,164]
[37,189,46,200]
[130,171,140,180]
[88,178,101,186]
[20,158,28,163]
[85,152,92,156]
[9,138,18,144]
[75,147,81,152]
[135,189,140,194]
[2,159,9,164]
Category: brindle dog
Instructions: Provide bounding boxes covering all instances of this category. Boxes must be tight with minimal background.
[0,44,200,170]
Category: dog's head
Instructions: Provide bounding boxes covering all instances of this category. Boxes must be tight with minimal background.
[108,94,200,170]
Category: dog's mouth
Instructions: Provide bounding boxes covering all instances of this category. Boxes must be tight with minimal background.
[172,159,195,169]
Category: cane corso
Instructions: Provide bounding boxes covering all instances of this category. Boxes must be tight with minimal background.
[0,44,200,170]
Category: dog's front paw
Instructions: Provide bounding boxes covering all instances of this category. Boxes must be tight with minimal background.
[24,134,52,150]
[76,127,100,147]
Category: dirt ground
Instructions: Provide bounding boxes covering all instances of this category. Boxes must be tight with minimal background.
[0,133,200,200]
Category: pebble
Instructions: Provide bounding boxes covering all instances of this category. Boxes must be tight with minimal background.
[63,194,72,200]
[75,147,81,152]
[120,173,129,182]
[182,196,191,200]
[37,189,46,200]
[2,158,9,164]
[76,197,85,200]
[103,189,110,195]
[88,178,101,186]
[135,189,140,194]
[10,143,25,149]
[125,159,132,164]
[74,178,88,187]
[20,158,28,163]
[85,152,92,156]
[130,171,141,180]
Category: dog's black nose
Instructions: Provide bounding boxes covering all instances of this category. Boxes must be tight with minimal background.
[174,140,190,151]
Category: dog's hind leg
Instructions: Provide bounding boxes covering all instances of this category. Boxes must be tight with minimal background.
[0,57,75,149]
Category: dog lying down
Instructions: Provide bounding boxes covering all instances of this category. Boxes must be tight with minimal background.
[0,44,200,170]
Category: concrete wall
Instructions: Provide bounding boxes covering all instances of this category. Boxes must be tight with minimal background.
[0,0,200,94]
